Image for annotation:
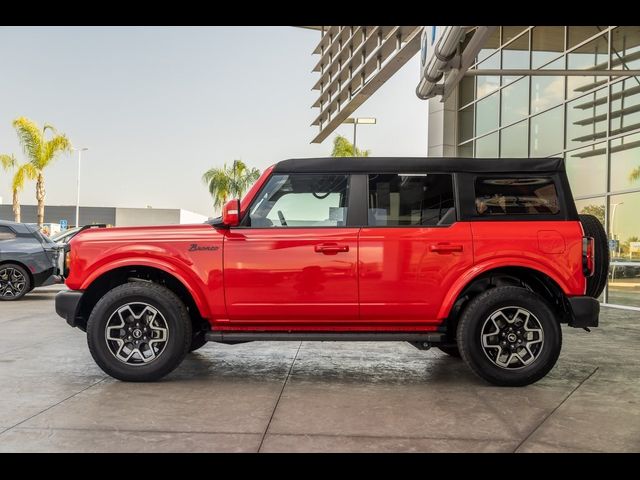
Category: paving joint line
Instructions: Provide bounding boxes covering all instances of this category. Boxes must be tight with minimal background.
[257,342,302,452]
[512,366,599,453]
[0,377,107,437]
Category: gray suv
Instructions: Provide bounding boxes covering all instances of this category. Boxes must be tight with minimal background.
[0,220,63,300]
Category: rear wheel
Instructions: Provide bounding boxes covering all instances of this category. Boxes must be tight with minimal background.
[0,264,30,301]
[87,282,191,382]
[579,214,609,299]
[457,286,562,387]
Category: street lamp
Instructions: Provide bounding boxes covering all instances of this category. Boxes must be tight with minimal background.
[71,147,88,228]
[610,202,624,257]
[342,117,376,155]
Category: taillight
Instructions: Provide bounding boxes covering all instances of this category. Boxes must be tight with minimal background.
[582,237,594,277]
[64,248,71,278]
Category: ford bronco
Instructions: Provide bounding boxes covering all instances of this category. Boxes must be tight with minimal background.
[55,157,608,386]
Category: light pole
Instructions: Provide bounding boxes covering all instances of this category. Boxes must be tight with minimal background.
[72,147,88,228]
[342,117,376,155]
[610,201,624,257]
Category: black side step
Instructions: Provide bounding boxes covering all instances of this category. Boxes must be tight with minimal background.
[205,332,445,343]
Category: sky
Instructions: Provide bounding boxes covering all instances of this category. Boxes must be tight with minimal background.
[0,26,427,217]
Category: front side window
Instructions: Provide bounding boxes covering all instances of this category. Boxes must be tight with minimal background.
[475,177,560,215]
[0,226,16,241]
[248,174,349,227]
[368,173,456,226]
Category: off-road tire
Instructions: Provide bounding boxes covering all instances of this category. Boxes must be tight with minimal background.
[457,286,562,387]
[579,214,609,299]
[87,282,192,382]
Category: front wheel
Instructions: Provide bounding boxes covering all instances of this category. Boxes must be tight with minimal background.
[457,286,562,387]
[0,264,31,301]
[87,282,192,382]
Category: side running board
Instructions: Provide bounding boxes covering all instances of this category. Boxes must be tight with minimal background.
[205,332,445,343]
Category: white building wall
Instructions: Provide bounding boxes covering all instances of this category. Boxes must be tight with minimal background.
[115,208,181,226]
[179,209,208,224]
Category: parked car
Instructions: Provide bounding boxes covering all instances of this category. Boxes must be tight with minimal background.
[55,157,609,386]
[0,220,63,300]
[51,225,107,245]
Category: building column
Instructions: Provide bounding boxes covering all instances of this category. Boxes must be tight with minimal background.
[427,90,458,157]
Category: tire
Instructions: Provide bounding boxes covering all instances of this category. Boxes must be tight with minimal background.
[579,214,609,299]
[437,345,461,358]
[0,263,31,301]
[189,331,208,353]
[87,282,192,382]
[457,286,562,387]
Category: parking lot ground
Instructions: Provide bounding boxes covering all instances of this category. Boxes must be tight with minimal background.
[1,285,639,453]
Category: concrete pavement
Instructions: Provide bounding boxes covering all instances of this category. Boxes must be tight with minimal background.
[0,285,638,452]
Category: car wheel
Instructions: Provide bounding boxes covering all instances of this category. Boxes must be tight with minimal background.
[0,263,31,301]
[579,214,609,299]
[437,345,461,358]
[87,282,192,382]
[457,286,562,387]
[189,331,208,353]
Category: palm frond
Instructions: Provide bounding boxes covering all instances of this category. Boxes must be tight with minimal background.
[12,117,43,164]
[42,134,72,168]
[203,160,261,209]
[0,154,16,171]
[12,163,37,192]
[630,166,640,183]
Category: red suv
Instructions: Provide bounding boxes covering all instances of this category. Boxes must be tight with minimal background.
[55,157,608,386]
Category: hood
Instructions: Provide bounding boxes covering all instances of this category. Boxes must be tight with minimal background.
[70,223,218,244]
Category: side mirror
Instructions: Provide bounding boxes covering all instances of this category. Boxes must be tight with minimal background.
[222,199,241,227]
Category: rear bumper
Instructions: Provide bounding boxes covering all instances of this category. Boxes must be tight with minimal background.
[55,290,84,328]
[567,296,599,328]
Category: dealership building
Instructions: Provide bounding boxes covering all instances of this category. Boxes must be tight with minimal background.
[306,26,640,309]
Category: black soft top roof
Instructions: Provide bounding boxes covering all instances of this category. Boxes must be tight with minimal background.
[273,157,565,174]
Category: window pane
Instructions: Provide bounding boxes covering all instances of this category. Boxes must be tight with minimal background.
[0,226,16,241]
[249,174,349,227]
[502,26,529,45]
[566,87,608,150]
[530,106,564,157]
[574,197,605,226]
[367,174,455,226]
[475,177,560,215]
[476,132,498,157]
[502,33,529,84]
[458,142,473,158]
[611,26,640,70]
[476,52,500,98]
[567,34,609,99]
[477,28,500,63]
[459,75,475,107]
[568,26,606,49]
[532,26,565,69]
[610,78,640,135]
[476,92,499,136]
[610,132,640,192]
[566,144,607,198]
[458,104,474,143]
[608,192,640,308]
[500,121,528,157]
[501,77,529,125]
[531,74,565,114]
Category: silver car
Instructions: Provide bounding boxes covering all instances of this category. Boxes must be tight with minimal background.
[0,220,63,300]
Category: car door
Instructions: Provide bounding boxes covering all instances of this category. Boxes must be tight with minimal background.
[223,172,359,324]
[358,172,473,325]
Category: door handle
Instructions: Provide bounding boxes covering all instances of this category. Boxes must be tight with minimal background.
[315,243,350,255]
[430,243,463,254]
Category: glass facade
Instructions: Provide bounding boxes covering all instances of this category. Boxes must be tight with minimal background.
[457,26,640,308]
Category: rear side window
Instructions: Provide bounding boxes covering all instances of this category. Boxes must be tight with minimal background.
[0,226,16,241]
[475,177,560,215]
[368,173,456,226]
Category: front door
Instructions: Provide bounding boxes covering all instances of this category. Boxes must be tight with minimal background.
[358,172,473,325]
[224,173,359,324]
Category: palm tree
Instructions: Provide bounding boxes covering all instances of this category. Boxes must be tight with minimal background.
[0,153,15,176]
[331,134,370,157]
[202,160,260,210]
[11,163,38,222]
[12,117,72,227]
[630,166,640,184]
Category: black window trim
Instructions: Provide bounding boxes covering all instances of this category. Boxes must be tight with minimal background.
[0,225,18,240]
[236,172,358,229]
[362,172,459,229]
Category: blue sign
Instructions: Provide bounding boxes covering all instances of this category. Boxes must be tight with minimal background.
[609,239,619,251]
[60,219,68,231]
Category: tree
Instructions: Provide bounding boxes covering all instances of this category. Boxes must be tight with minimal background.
[630,166,640,184]
[11,117,72,227]
[0,153,15,177]
[11,163,38,223]
[579,204,605,226]
[331,135,370,157]
[202,160,261,210]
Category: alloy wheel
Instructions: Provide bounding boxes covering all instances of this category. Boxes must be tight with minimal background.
[0,267,27,298]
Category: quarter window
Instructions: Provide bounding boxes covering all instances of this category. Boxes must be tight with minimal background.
[0,226,16,241]
[367,173,456,226]
[248,174,349,227]
[475,177,560,215]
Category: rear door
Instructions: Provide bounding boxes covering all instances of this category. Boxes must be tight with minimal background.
[358,173,474,324]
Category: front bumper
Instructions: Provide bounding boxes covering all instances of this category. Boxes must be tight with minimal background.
[568,296,599,328]
[55,290,84,328]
